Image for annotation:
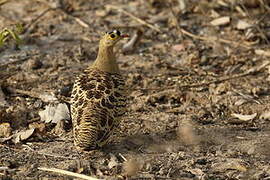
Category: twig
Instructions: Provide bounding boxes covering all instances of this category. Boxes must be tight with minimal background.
[176,61,270,89]
[24,8,55,33]
[232,89,261,104]
[118,153,127,162]
[22,144,75,160]
[0,56,31,68]
[181,28,251,49]
[37,152,75,160]
[9,87,71,103]
[136,61,270,91]
[24,2,89,33]
[74,17,89,28]
[107,5,162,33]
[111,24,144,29]
[38,167,100,180]
[8,88,41,99]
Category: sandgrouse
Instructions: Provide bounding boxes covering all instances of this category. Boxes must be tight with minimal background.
[71,30,128,150]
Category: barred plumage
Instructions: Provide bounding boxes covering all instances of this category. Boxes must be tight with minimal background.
[71,30,128,150]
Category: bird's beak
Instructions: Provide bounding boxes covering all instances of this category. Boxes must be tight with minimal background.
[121,34,129,38]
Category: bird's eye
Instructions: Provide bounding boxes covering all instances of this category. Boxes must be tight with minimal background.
[110,34,116,38]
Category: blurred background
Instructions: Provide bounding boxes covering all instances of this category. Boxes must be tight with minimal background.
[0,0,270,179]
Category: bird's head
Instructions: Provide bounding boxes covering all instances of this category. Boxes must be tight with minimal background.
[99,30,129,48]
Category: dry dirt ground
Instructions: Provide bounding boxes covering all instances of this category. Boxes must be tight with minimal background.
[0,0,270,179]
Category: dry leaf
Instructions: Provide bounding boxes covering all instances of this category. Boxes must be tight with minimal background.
[236,20,252,30]
[13,128,35,144]
[210,16,230,26]
[39,103,70,124]
[231,113,257,121]
[52,103,70,123]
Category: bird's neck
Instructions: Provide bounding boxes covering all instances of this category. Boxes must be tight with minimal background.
[91,45,119,73]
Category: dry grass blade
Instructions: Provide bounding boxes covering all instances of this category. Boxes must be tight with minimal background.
[38,167,100,180]
[0,0,8,6]
[8,88,41,100]
[107,5,161,33]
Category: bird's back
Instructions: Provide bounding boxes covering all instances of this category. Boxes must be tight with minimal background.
[71,68,126,150]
